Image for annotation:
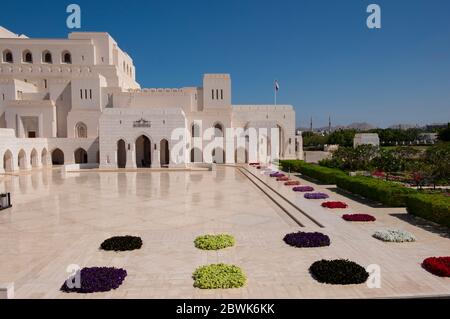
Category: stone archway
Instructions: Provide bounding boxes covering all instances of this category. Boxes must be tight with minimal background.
[190,147,203,163]
[135,135,151,168]
[212,147,225,164]
[117,139,127,168]
[41,148,49,166]
[74,148,88,164]
[30,149,39,168]
[160,139,169,167]
[51,148,64,165]
[235,147,248,164]
[18,149,27,170]
[3,150,14,172]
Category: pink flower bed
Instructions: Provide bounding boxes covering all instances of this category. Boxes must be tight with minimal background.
[321,201,348,209]
[276,176,289,181]
[285,181,301,186]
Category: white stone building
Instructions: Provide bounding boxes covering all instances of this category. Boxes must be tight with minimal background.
[353,133,380,148]
[0,26,302,172]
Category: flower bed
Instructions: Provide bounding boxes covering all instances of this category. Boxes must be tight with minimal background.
[283,232,330,248]
[194,234,235,250]
[270,172,285,178]
[342,214,376,222]
[373,229,416,242]
[285,181,301,186]
[276,176,289,181]
[309,259,369,285]
[422,257,450,277]
[100,236,143,251]
[60,267,127,293]
[304,193,329,200]
[293,186,314,192]
[193,264,246,289]
[321,201,348,209]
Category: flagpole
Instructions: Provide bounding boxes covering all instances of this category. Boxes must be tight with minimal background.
[274,80,277,106]
[275,87,277,105]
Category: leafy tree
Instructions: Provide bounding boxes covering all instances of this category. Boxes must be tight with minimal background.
[425,143,450,188]
[438,124,450,142]
[302,132,329,148]
[373,149,402,181]
[327,129,356,147]
[323,145,379,171]
[406,160,434,189]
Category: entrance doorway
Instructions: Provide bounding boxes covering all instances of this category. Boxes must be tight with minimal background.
[117,139,127,168]
[160,139,169,167]
[74,148,88,164]
[136,135,151,168]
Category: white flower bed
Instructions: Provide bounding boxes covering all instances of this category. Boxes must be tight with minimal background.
[373,229,416,243]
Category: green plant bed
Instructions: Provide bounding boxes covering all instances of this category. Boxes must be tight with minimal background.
[406,193,450,228]
[194,234,235,250]
[193,264,246,289]
[100,236,143,252]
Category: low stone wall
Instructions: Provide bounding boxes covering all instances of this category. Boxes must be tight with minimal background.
[303,151,331,164]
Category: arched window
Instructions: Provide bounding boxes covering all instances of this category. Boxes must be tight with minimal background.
[42,51,52,64]
[3,50,13,63]
[214,123,224,137]
[75,122,87,138]
[23,50,32,63]
[62,51,71,64]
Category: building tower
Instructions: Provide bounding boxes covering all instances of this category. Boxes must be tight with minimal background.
[328,116,332,134]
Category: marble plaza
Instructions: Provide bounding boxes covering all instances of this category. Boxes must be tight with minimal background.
[0,166,449,298]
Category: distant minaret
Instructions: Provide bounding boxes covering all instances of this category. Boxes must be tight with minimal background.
[328,116,332,133]
[310,117,313,132]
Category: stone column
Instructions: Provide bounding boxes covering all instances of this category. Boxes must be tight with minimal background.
[152,143,160,168]
[34,153,43,169]
[126,142,137,169]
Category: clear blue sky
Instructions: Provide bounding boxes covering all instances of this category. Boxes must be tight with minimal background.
[1,0,450,128]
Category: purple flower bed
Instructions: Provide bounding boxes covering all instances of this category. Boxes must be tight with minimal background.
[283,232,331,248]
[270,172,285,178]
[60,267,127,294]
[343,214,376,222]
[304,192,329,199]
[293,186,314,192]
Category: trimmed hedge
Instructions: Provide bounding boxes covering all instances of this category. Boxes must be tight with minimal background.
[280,160,450,227]
[335,174,415,207]
[406,194,450,228]
[280,160,345,185]
[280,160,415,207]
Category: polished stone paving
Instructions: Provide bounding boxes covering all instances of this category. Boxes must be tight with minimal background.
[0,166,449,298]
